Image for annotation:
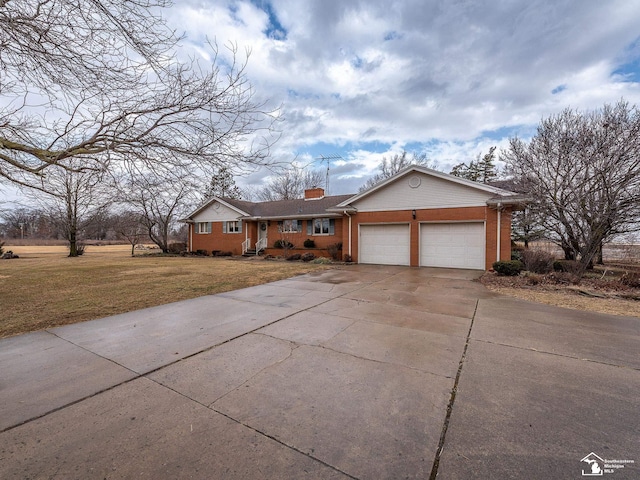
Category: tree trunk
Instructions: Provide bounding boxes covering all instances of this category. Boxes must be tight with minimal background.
[596,241,604,265]
[562,245,575,260]
[68,229,78,257]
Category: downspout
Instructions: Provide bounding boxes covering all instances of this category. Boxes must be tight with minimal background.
[344,211,352,257]
[496,203,502,263]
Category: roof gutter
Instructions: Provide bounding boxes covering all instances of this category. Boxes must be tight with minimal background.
[241,213,343,221]
[344,210,352,257]
[496,202,502,263]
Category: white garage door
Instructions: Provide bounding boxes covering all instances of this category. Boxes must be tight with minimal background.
[359,224,410,266]
[420,222,485,270]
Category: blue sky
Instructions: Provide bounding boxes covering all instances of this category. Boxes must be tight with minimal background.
[169,0,640,194]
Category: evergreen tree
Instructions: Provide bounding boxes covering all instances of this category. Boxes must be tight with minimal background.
[206,166,242,199]
[450,146,498,183]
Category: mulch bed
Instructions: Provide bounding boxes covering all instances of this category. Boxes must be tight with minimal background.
[480,268,640,301]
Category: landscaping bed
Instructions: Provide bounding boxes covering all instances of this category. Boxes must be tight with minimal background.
[481,265,640,318]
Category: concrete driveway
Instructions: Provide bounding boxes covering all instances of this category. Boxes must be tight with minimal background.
[0,266,638,479]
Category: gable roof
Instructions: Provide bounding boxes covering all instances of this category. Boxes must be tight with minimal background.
[183,197,252,221]
[334,165,520,210]
[183,194,354,222]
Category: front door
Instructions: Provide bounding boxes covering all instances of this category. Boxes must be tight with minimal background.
[257,221,268,250]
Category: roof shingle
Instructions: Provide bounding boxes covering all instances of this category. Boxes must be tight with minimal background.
[219,194,355,218]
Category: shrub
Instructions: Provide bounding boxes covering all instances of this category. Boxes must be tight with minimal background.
[274,239,294,249]
[553,259,579,273]
[311,257,332,264]
[550,271,575,284]
[522,271,543,285]
[493,260,524,276]
[303,238,316,248]
[76,243,86,256]
[286,253,302,261]
[620,272,640,288]
[343,254,353,263]
[214,251,232,257]
[521,249,555,274]
[301,252,315,262]
[168,242,187,254]
[327,242,342,260]
[511,243,525,261]
[195,249,209,256]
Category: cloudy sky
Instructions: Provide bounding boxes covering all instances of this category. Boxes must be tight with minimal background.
[164,0,640,195]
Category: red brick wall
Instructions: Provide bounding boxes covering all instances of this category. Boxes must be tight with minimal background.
[191,221,246,255]
[347,206,512,269]
[500,208,513,263]
[190,218,344,255]
[190,208,512,269]
[265,218,343,250]
[304,188,325,199]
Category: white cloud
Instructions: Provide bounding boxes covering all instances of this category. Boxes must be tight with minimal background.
[164,0,640,193]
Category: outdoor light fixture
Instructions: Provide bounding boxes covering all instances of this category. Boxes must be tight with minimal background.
[412,209,416,219]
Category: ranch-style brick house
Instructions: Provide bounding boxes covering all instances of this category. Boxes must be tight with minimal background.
[182,165,524,270]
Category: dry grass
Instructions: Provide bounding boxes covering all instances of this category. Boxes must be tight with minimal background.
[481,271,640,318]
[486,286,640,318]
[0,245,326,338]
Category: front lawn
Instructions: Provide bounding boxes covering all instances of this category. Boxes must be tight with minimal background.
[0,245,326,338]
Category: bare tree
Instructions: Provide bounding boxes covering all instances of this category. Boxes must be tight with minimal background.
[359,151,437,192]
[30,161,113,256]
[113,211,147,256]
[0,207,56,239]
[503,100,640,278]
[0,1,278,190]
[258,166,325,201]
[124,172,194,253]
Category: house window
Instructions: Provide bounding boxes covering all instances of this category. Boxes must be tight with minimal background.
[308,218,335,236]
[223,221,242,233]
[197,222,211,234]
[278,219,302,233]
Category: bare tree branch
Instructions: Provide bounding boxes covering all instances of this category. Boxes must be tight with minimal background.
[503,100,640,278]
[258,165,326,201]
[0,2,280,189]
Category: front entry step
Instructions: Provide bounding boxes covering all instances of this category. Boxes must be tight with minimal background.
[242,249,264,257]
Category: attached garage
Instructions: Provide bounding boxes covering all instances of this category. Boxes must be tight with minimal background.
[420,222,485,270]
[359,224,410,266]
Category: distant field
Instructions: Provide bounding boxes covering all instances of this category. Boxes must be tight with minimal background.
[5,244,137,256]
[513,241,640,264]
[0,245,326,338]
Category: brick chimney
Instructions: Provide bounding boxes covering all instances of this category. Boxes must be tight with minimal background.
[304,188,325,200]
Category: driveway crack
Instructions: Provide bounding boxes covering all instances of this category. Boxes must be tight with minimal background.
[428,298,479,480]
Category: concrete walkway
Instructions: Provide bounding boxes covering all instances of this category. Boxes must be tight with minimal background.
[0,266,638,479]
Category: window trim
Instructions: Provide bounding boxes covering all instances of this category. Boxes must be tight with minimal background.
[197,222,211,234]
[310,217,335,236]
[278,219,302,233]
[223,220,242,234]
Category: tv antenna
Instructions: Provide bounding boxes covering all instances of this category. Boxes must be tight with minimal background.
[316,154,342,195]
